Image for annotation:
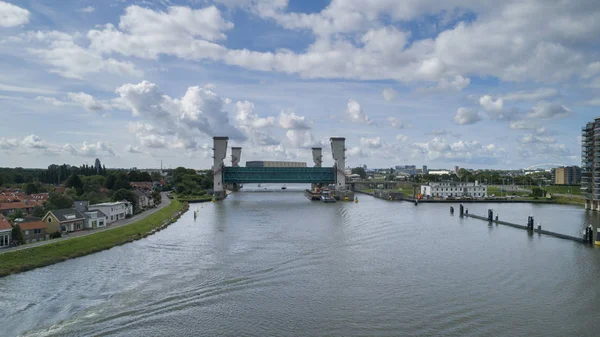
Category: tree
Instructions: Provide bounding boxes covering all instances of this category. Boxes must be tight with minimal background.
[150,172,162,181]
[45,192,74,211]
[105,174,116,190]
[32,206,46,218]
[113,175,131,190]
[65,174,83,195]
[112,189,137,213]
[152,190,162,205]
[457,168,470,178]
[351,167,367,179]
[9,209,25,221]
[25,182,38,195]
[11,224,25,245]
[531,187,544,198]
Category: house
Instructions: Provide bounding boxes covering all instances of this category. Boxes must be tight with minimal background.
[420,181,488,198]
[132,190,148,209]
[0,200,44,216]
[88,201,132,224]
[15,217,48,243]
[74,200,88,213]
[41,209,86,233]
[130,182,153,191]
[83,210,107,229]
[0,215,12,248]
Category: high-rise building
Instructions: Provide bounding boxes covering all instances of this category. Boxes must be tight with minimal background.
[552,166,581,185]
[422,165,428,174]
[94,158,102,174]
[582,120,596,210]
[454,166,459,174]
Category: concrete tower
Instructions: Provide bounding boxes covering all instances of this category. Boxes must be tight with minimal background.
[231,147,242,167]
[330,137,346,190]
[213,137,228,198]
[311,147,322,167]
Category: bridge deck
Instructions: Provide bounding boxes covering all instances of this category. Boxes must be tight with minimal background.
[223,167,335,184]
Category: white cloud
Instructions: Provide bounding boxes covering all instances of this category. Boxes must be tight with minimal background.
[387,117,407,129]
[88,5,232,60]
[527,101,572,119]
[282,129,322,149]
[346,146,367,158]
[0,1,30,27]
[501,88,558,101]
[235,101,276,128]
[519,134,557,144]
[116,81,246,148]
[360,136,382,148]
[479,95,503,113]
[509,119,539,130]
[35,96,65,106]
[0,83,58,95]
[414,136,505,164]
[138,134,168,148]
[417,75,471,92]
[64,141,116,157]
[346,99,373,125]
[25,31,142,80]
[382,88,397,102]
[68,92,106,111]
[585,98,600,106]
[396,134,408,142]
[125,145,143,153]
[454,107,481,125]
[80,6,95,13]
[22,134,47,149]
[278,110,311,129]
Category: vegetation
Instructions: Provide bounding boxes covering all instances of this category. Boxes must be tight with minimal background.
[172,167,212,195]
[543,185,581,195]
[152,190,162,204]
[112,189,138,213]
[351,167,367,179]
[0,200,185,277]
[11,224,25,245]
[44,192,74,211]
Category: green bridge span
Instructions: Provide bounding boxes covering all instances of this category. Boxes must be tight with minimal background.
[222,167,336,184]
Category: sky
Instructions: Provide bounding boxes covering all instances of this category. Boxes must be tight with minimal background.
[0,0,599,170]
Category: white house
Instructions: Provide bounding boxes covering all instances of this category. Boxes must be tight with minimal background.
[88,201,133,224]
[0,215,12,248]
[421,181,488,198]
[83,210,108,229]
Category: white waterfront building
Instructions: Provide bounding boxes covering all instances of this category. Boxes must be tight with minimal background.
[88,201,133,224]
[421,181,488,198]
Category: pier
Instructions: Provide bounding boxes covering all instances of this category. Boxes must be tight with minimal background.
[454,206,591,244]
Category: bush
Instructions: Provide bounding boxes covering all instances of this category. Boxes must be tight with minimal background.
[50,231,62,239]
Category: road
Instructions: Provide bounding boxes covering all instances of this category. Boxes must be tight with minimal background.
[0,192,172,254]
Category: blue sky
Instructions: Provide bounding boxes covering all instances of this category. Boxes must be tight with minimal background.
[1,0,599,170]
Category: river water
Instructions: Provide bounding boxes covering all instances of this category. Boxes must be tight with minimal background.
[2,186,600,337]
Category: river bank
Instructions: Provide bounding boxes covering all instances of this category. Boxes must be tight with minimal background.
[355,189,585,206]
[0,200,187,278]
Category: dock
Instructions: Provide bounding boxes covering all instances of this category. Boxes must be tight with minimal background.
[462,212,587,244]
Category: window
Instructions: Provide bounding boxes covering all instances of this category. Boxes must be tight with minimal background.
[76,223,82,230]
[48,217,52,222]
[34,229,41,234]
[24,230,29,235]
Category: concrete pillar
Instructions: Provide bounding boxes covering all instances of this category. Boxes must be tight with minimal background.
[213,137,228,195]
[330,137,346,191]
[231,147,241,167]
[312,147,322,167]
[585,199,591,210]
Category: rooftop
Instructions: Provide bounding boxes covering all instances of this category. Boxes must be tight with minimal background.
[89,201,131,207]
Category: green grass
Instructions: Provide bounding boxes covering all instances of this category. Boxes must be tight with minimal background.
[487,187,529,197]
[543,185,581,195]
[0,200,185,278]
[550,195,585,205]
[176,194,213,202]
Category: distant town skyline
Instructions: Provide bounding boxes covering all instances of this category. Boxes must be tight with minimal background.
[1,0,596,169]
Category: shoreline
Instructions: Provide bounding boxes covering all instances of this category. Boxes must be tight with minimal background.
[354,189,583,206]
[0,201,188,278]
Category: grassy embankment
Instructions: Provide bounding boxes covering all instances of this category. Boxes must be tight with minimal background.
[175,194,213,202]
[0,200,186,278]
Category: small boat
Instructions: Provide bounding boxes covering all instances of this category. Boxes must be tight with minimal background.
[257,184,261,187]
[281,184,287,190]
[321,191,336,203]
